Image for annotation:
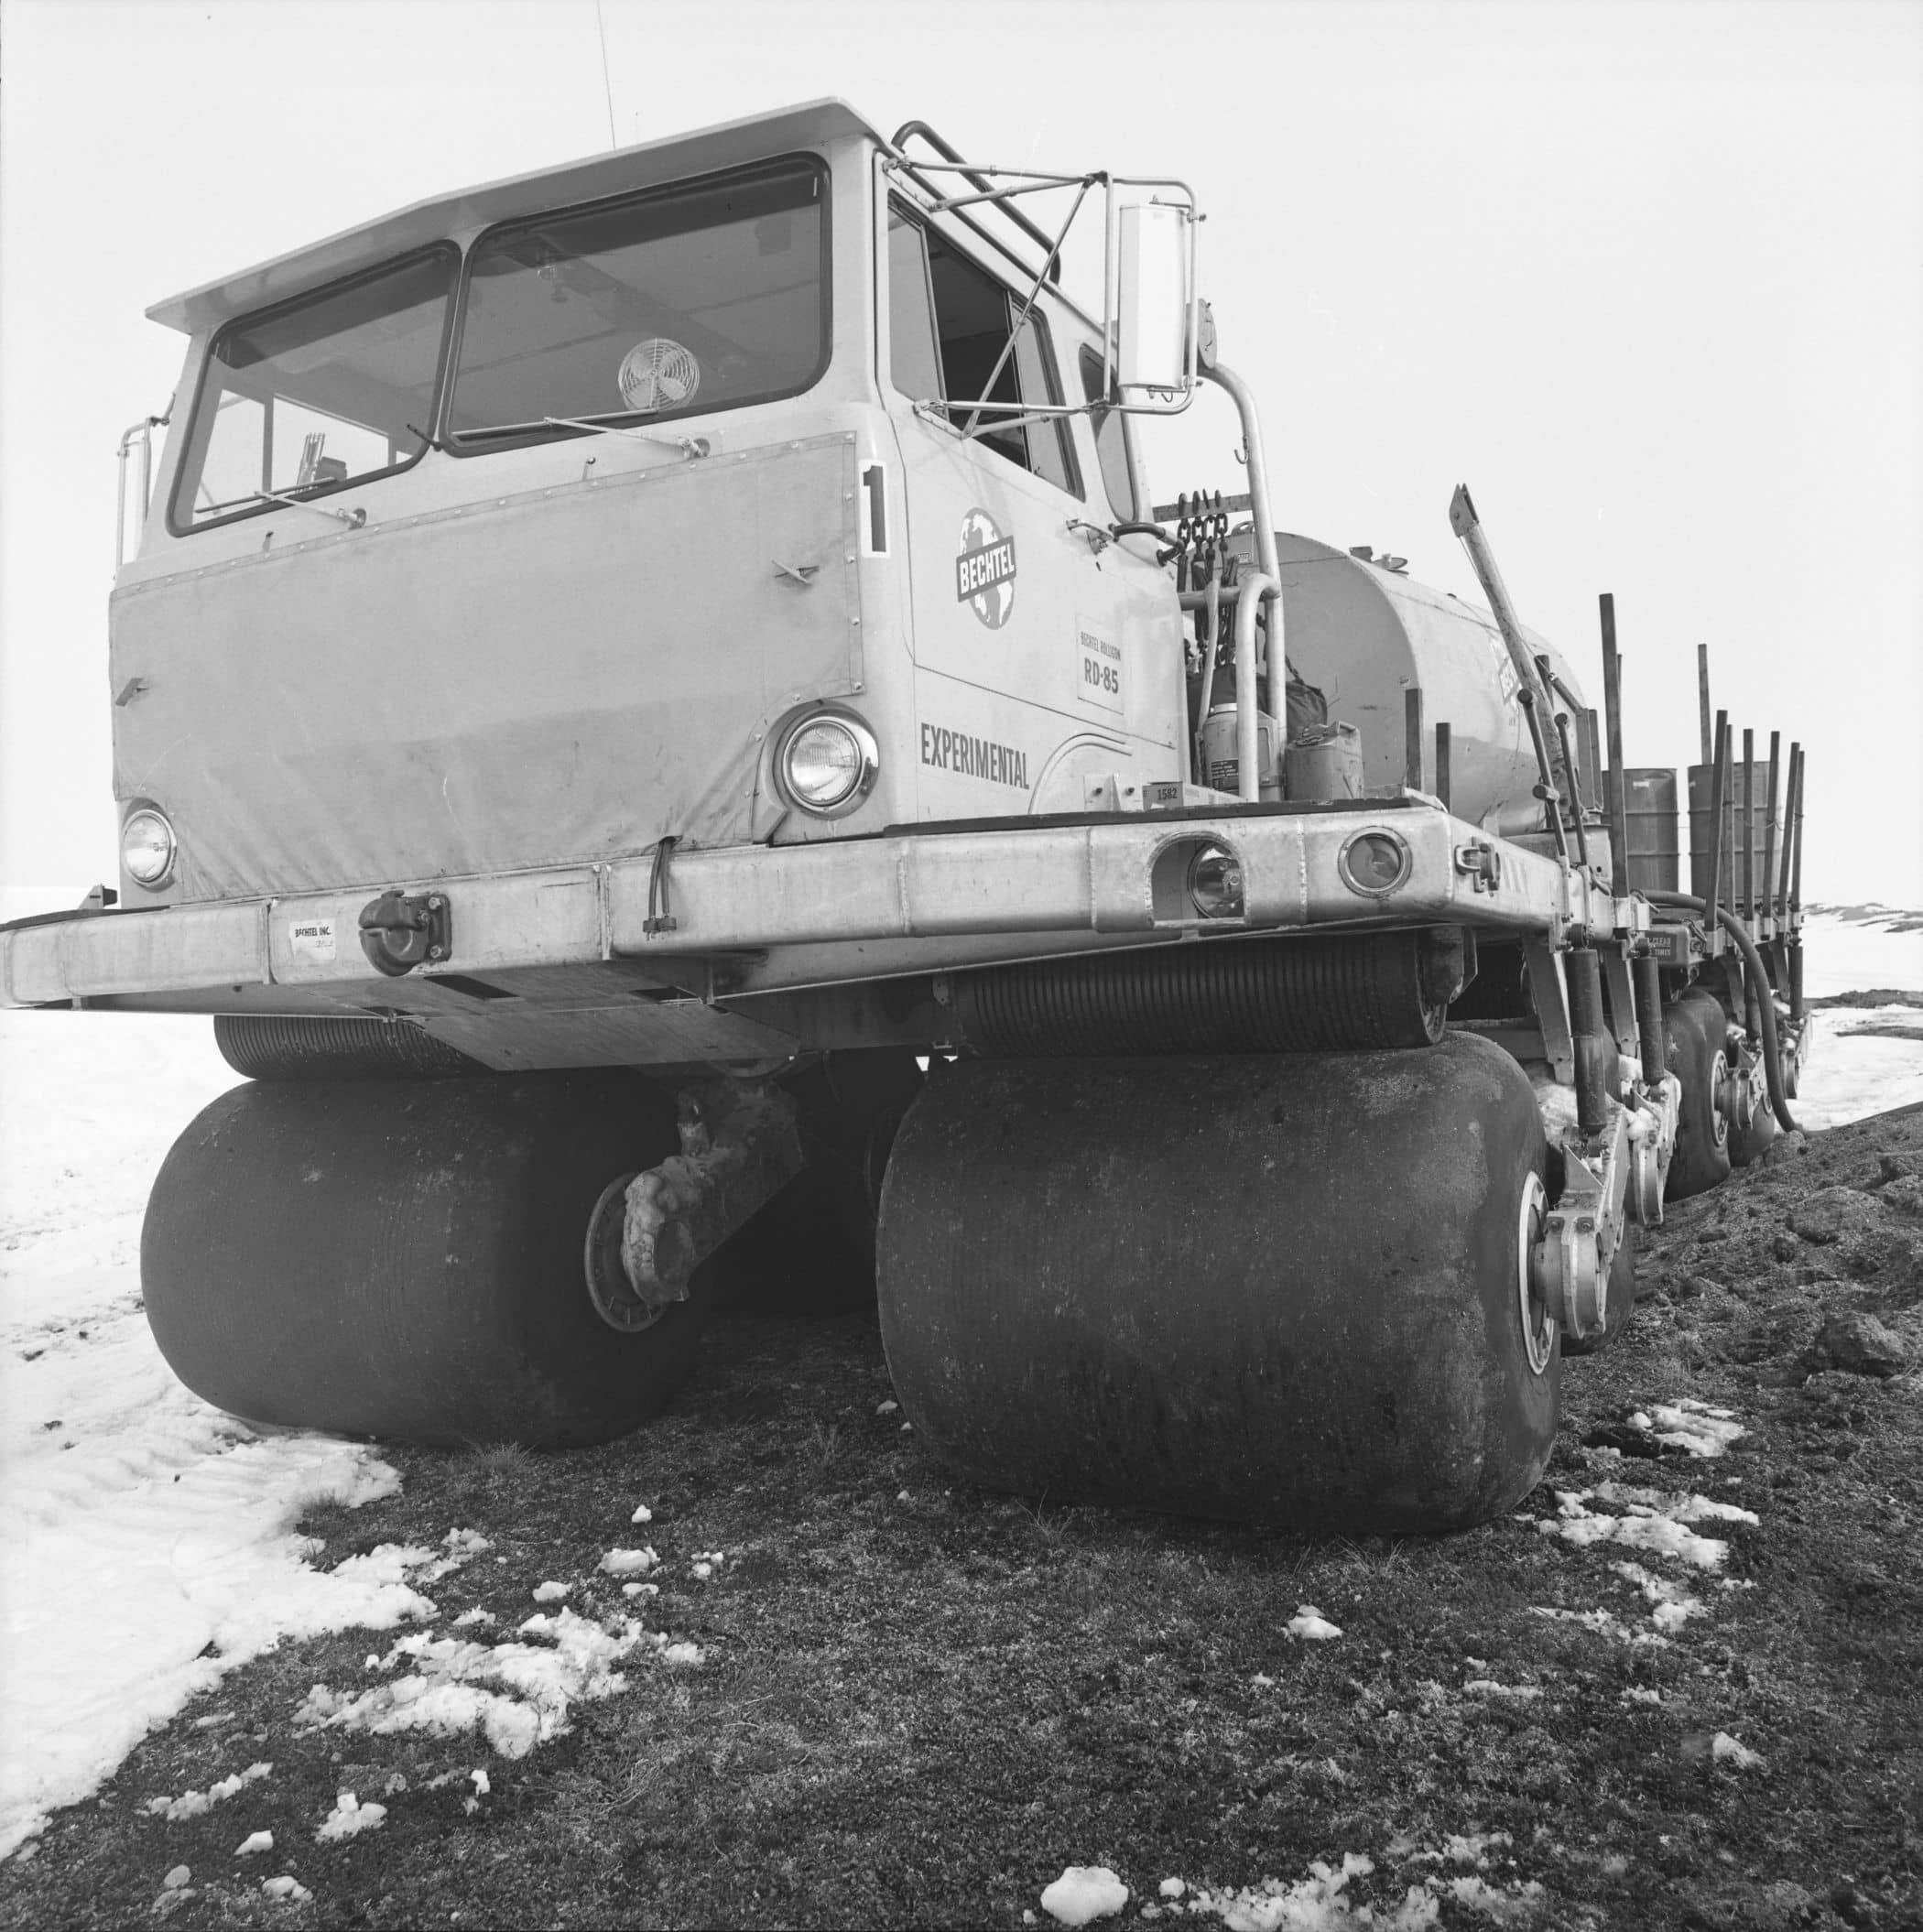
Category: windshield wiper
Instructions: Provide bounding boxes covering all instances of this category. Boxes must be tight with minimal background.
[201,487,366,528]
[453,413,711,459]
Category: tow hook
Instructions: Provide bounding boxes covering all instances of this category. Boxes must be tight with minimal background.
[358,889,451,976]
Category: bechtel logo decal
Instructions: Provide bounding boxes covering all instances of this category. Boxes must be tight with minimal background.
[955,508,1016,628]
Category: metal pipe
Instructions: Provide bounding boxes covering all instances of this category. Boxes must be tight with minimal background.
[1762,732,1781,935]
[1554,711,1592,868]
[1702,713,1729,947]
[1646,891,1798,1133]
[1778,743,1802,919]
[1203,363,1283,613]
[1404,687,1424,792]
[1449,485,1576,814]
[1697,644,1713,767]
[888,121,1064,282]
[1435,722,1451,812]
[1599,594,1628,888]
[1230,570,1277,803]
[1516,687,1570,863]
[1583,709,1603,819]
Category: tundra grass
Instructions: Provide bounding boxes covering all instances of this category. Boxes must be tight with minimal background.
[4,1106,1921,1930]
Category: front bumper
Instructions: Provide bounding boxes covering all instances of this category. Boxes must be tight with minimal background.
[3,798,1622,1010]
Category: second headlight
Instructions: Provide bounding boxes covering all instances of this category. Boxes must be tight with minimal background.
[777,711,879,817]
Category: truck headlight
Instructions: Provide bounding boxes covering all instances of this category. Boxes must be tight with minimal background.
[777,711,879,817]
[120,807,177,888]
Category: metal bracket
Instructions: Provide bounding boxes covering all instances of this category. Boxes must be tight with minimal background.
[1524,938,1576,1084]
[357,889,451,977]
[1534,1100,1633,1339]
[1453,841,1502,893]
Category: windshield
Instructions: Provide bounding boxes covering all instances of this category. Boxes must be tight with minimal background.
[168,249,454,531]
[446,157,828,447]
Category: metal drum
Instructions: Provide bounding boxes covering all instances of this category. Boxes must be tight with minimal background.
[1619,766,1679,893]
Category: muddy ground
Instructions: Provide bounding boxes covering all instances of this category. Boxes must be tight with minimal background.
[2,1101,1919,1931]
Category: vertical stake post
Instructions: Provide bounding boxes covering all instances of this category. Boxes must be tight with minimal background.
[1435,722,1451,813]
[1697,644,1713,767]
[1762,732,1781,936]
[1742,728,1755,924]
[1703,712,1729,950]
[1404,687,1424,793]
[1599,593,1628,889]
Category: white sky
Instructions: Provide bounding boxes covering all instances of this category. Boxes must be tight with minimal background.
[2,0,1918,903]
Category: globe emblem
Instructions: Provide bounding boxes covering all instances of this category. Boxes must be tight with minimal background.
[958,508,1015,629]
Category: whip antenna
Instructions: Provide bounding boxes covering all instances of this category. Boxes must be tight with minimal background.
[594,0,617,151]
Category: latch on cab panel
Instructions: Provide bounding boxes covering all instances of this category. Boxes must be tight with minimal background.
[358,890,451,976]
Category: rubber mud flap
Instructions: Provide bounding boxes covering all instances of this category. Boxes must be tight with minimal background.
[876,1031,1558,1533]
[1664,989,1733,1201]
[141,1071,696,1447]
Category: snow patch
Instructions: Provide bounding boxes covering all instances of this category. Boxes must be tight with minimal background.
[530,1579,571,1602]
[629,1503,653,1525]
[314,1792,386,1841]
[1613,1561,1707,1631]
[1635,1400,1746,1459]
[234,1829,274,1856]
[1537,1487,1750,1570]
[1712,1731,1765,1769]
[262,1875,313,1904]
[294,1608,680,1759]
[598,1547,657,1577]
[144,1760,272,1822]
[1041,1865,1129,1925]
[1287,1605,1343,1641]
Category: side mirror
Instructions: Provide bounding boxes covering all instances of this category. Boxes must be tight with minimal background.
[1114,201,1196,400]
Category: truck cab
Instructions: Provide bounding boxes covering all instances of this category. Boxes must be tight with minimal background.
[114,100,1179,916]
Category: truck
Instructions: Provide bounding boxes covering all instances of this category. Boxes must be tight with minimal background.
[4,101,1809,1532]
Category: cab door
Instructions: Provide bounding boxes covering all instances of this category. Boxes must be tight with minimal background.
[878,196,1181,819]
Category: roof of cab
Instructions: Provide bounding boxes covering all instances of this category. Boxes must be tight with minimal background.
[147,98,882,335]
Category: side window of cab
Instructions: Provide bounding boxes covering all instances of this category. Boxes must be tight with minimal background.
[887,206,1081,499]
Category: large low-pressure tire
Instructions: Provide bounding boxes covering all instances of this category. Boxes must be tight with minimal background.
[877,1031,1559,1533]
[1664,988,1733,1201]
[142,1071,696,1447]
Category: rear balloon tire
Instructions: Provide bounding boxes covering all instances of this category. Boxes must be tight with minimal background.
[142,1071,697,1447]
[1664,989,1733,1201]
[877,1032,1559,1533]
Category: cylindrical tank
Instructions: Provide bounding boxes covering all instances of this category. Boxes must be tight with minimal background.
[1233,530,1588,831]
[1688,762,1776,912]
[1619,767,1680,893]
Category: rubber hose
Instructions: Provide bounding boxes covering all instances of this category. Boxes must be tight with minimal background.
[1644,890,1798,1134]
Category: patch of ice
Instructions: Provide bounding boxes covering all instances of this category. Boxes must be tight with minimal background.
[1041,1865,1129,1926]
[1528,1604,1664,1646]
[1711,1731,1764,1769]
[621,1581,659,1599]
[470,1768,490,1796]
[598,1547,657,1577]
[262,1875,313,1903]
[1287,1605,1343,1641]
[234,1829,273,1856]
[451,1608,494,1628]
[297,1608,649,1759]
[661,1641,704,1667]
[629,1504,653,1525]
[1624,1687,1663,1705]
[530,1580,571,1601]
[1160,1878,1186,1898]
[162,1863,190,1889]
[314,1792,386,1841]
[1462,1681,1541,1700]
[144,1761,273,1821]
